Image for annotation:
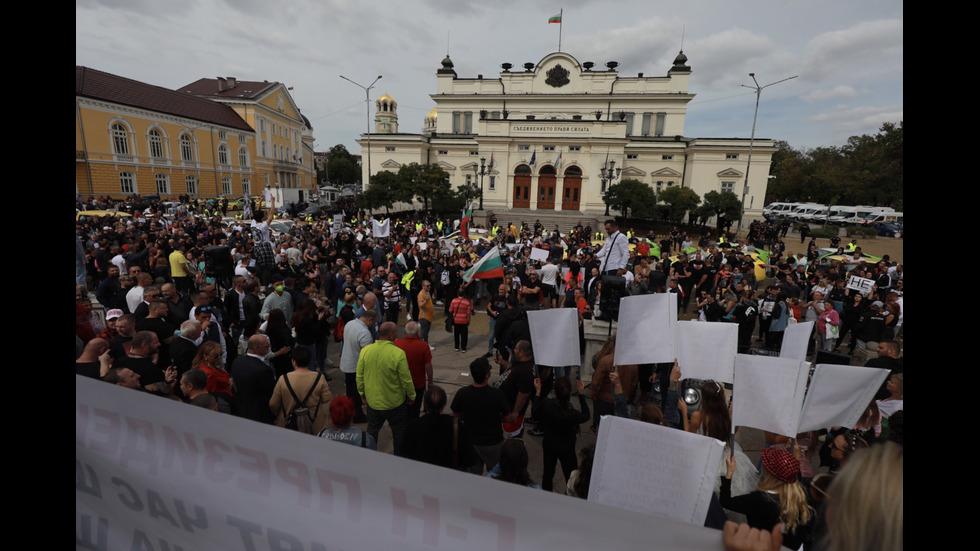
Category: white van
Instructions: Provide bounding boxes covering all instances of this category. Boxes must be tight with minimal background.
[763,202,801,219]
[788,204,825,222]
[861,211,903,225]
[840,207,894,225]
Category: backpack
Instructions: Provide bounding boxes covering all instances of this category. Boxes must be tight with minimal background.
[333,317,346,342]
[283,373,322,434]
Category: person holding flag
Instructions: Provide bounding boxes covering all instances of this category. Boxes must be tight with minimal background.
[460,203,472,242]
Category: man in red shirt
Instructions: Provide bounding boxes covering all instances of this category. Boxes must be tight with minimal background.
[395,321,433,420]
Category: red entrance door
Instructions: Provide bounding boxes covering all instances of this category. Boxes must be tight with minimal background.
[538,165,557,210]
[562,166,582,210]
[513,165,531,208]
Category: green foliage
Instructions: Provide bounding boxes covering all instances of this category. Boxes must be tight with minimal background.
[433,181,480,213]
[357,171,400,214]
[325,144,361,189]
[657,186,701,224]
[806,227,838,239]
[766,122,903,208]
[397,163,451,210]
[699,191,742,232]
[845,225,879,237]
[603,179,656,219]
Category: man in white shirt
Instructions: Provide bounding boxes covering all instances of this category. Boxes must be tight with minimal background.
[595,219,629,276]
[539,257,560,309]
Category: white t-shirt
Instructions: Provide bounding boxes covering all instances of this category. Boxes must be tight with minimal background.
[251,220,271,244]
[540,263,559,286]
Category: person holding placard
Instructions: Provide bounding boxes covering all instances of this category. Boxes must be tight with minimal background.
[531,376,590,492]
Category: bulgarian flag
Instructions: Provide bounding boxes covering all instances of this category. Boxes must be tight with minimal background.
[460,203,472,241]
[462,246,504,282]
[548,12,562,23]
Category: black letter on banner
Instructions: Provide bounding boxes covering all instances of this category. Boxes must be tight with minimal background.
[76,461,102,498]
[268,528,304,551]
[314,468,362,522]
[76,515,108,550]
[226,515,263,551]
[471,508,517,551]
[390,489,439,546]
[146,490,180,528]
[275,458,312,507]
[121,417,158,475]
[111,476,143,511]
[174,498,208,533]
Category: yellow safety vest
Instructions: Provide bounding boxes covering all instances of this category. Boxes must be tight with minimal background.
[846,243,857,252]
[436,221,443,231]
[491,225,499,236]
[401,270,415,288]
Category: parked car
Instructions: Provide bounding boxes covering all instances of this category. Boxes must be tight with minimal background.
[873,222,903,238]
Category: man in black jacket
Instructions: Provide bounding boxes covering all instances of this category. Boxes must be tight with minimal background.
[231,334,277,424]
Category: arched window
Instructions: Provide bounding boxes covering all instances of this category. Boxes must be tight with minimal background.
[120,171,137,194]
[111,123,130,156]
[179,134,194,162]
[148,129,164,159]
[239,147,249,168]
[155,173,170,194]
[218,144,230,166]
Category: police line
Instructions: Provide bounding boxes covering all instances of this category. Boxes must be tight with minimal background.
[76,375,724,550]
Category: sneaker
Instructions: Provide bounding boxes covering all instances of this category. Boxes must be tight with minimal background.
[461,348,467,353]
[436,300,444,305]
[429,345,436,351]
[528,427,545,436]
[454,347,459,352]
[407,314,412,321]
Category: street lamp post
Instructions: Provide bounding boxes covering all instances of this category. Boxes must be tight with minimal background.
[473,156,494,210]
[339,74,382,192]
[600,159,622,216]
[736,72,797,237]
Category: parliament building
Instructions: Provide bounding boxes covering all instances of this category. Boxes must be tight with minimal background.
[358,50,776,220]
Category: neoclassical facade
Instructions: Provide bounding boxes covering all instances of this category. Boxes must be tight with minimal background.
[75,66,316,200]
[358,51,776,219]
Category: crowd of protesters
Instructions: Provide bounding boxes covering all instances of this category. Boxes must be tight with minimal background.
[76,196,902,550]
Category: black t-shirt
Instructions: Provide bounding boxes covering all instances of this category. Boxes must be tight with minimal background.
[76,361,101,380]
[494,360,535,415]
[115,355,164,388]
[450,385,509,446]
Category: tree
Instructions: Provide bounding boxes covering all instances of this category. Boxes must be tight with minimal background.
[602,179,656,219]
[357,171,399,215]
[699,191,742,233]
[433,181,480,213]
[397,163,451,210]
[657,186,700,225]
[326,144,361,190]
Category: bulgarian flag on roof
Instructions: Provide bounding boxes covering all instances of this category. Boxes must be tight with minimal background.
[548,12,562,23]
[462,246,504,282]
[460,203,472,241]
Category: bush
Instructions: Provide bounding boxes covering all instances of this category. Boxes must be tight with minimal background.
[845,225,879,237]
[807,227,838,239]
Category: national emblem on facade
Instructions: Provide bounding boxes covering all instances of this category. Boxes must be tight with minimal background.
[546,64,570,88]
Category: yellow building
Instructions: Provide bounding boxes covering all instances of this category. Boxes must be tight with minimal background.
[75,67,316,202]
[75,66,257,199]
[177,77,316,201]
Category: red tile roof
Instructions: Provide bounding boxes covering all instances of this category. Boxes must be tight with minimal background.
[75,66,254,132]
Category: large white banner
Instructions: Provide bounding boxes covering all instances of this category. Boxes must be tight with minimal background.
[76,377,725,550]
[615,293,677,365]
[527,308,581,367]
[590,416,725,526]
[372,218,390,238]
[797,364,890,432]
[732,354,809,436]
[780,320,814,360]
[676,321,738,383]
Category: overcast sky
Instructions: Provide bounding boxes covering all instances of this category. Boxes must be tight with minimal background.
[76,0,902,154]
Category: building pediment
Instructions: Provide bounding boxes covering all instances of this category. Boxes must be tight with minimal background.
[621,166,646,177]
[380,159,402,169]
[651,167,682,178]
[436,161,456,171]
[717,168,743,178]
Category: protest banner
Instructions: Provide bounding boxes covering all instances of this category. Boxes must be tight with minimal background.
[676,321,737,383]
[590,416,724,526]
[527,309,581,367]
[76,377,723,550]
[732,354,809,436]
[615,294,677,365]
[780,320,814,360]
[846,275,875,296]
[797,364,890,432]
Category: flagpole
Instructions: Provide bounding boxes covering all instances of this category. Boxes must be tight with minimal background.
[558,8,563,52]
